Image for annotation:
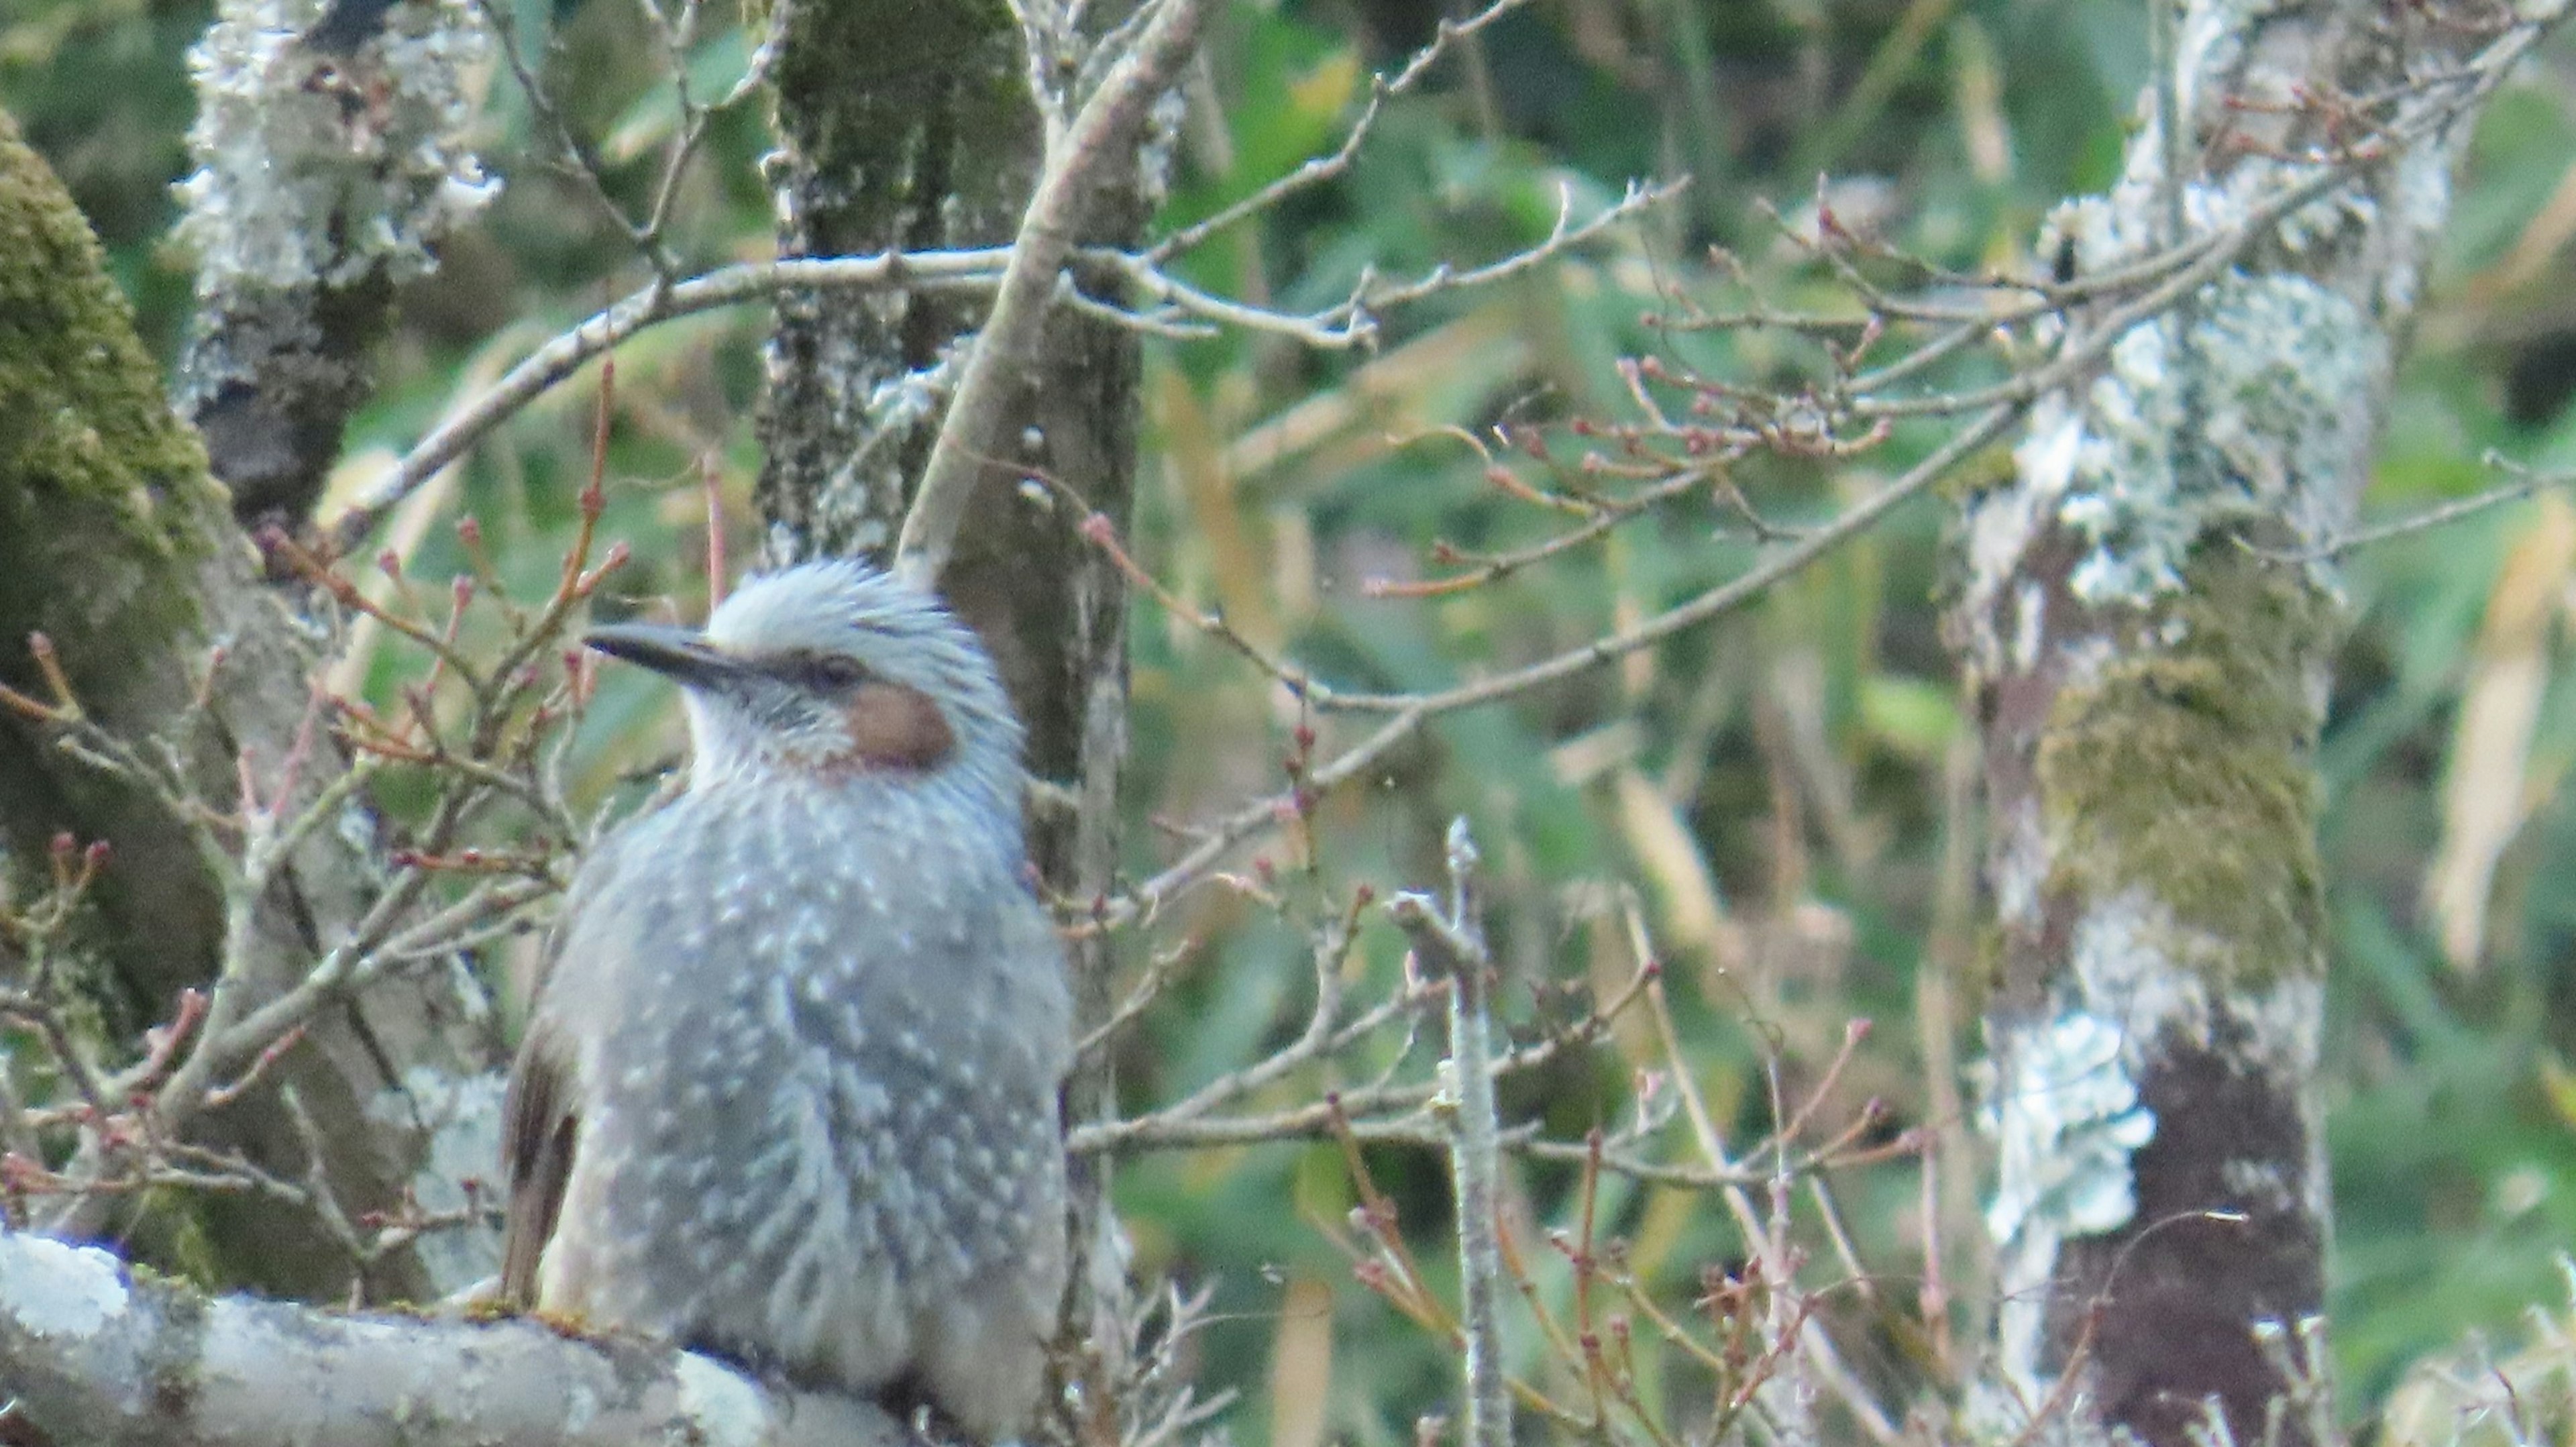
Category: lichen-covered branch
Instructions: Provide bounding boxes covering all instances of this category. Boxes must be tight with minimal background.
[0,1229,902,1447]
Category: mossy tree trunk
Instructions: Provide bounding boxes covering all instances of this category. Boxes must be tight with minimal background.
[0,111,497,1304]
[1947,5,2520,1444]
[2,0,501,1301]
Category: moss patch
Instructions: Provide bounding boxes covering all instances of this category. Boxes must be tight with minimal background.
[2036,539,2330,989]
[138,1265,209,1426]
[0,109,223,689]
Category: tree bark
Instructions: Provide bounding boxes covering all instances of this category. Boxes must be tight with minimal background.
[0,109,497,1305]
[174,0,495,529]
[1949,5,2530,1443]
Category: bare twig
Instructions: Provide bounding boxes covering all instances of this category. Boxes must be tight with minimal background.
[2277,451,2570,559]
[1388,820,1511,1447]
[329,250,1009,551]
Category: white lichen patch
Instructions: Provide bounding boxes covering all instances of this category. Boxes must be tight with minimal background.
[2068,889,2322,1079]
[2010,583,2046,676]
[2037,195,2132,281]
[673,1350,771,1447]
[2069,890,2213,1057]
[2055,323,2183,604]
[2015,268,2383,610]
[2377,139,2456,318]
[1981,1010,2156,1249]
[863,346,962,439]
[1958,463,2048,677]
[1988,798,2049,932]
[2189,275,2379,537]
[2220,1157,2302,1213]
[2170,0,2258,131]
[174,0,498,297]
[796,341,969,557]
[370,1065,506,1295]
[2224,969,2325,1081]
[1139,87,1191,207]
[1979,1007,2155,1396]
[3,1234,131,1340]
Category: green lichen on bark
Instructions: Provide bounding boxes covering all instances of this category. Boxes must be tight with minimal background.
[0,109,226,684]
[2037,540,2331,988]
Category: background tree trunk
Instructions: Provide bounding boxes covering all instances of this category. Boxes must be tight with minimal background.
[0,110,498,1303]
[753,0,1142,1338]
[176,0,494,528]
[1951,5,2505,1442]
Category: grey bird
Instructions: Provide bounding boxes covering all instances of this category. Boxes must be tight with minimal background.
[502,559,1071,1441]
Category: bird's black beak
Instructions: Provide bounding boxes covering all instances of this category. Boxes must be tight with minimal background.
[584,622,743,691]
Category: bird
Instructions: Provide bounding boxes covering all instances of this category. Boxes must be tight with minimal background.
[500,559,1072,1442]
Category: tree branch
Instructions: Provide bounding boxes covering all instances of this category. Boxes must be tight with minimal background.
[325,250,1012,553]
[0,1229,904,1447]
[1388,820,1511,1447]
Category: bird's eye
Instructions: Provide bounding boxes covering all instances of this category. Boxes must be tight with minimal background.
[775,650,869,692]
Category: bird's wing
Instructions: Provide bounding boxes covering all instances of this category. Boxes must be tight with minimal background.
[498,1014,578,1305]
[499,825,637,1306]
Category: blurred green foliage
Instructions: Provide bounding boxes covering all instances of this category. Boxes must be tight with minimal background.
[13,0,2576,1436]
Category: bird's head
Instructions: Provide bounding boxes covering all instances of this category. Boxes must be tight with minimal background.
[586,560,1024,801]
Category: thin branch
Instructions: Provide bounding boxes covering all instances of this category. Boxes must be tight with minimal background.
[1389,820,1511,1447]
[1116,178,1682,350]
[1104,398,2023,930]
[1144,0,1543,264]
[2281,451,2569,559]
[327,250,1008,551]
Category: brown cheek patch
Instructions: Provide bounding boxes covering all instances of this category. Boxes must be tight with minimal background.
[838,680,957,773]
